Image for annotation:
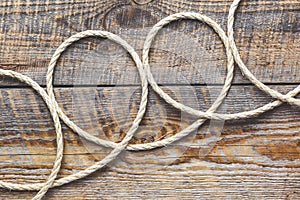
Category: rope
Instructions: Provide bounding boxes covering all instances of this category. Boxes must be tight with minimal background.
[0,31,149,198]
[0,0,299,199]
[0,69,63,200]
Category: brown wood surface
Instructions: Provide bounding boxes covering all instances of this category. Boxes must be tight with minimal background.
[0,0,299,199]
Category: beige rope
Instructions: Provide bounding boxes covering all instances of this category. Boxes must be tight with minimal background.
[0,0,299,199]
[227,0,300,107]
[45,11,300,152]
[0,69,63,200]
[45,13,235,151]
[0,30,148,198]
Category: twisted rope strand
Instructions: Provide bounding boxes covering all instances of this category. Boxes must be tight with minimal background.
[227,0,300,107]
[45,12,300,153]
[0,0,299,199]
[0,69,64,200]
[45,13,235,151]
[0,31,148,196]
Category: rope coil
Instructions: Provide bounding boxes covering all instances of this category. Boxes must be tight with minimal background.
[0,0,298,199]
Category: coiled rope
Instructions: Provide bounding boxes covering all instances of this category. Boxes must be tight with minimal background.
[0,0,298,199]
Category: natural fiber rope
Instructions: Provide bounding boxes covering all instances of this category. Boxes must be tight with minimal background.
[45,13,235,151]
[0,69,64,200]
[228,0,300,107]
[0,0,299,199]
[0,31,148,196]
[46,11,300,152]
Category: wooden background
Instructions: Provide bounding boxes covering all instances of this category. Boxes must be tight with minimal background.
[0,0,299,199]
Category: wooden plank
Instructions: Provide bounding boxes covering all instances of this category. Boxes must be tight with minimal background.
[0,0,299,86]
[0,85,299,199]
[0,0,299,199]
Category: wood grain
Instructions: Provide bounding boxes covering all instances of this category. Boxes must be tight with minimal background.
[0,0,299,199]
[0,85,300,199]
[0,0,299,86]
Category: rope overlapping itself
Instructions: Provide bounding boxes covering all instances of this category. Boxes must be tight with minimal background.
[0,0,299,199]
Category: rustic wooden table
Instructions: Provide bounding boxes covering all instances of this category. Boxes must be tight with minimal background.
[0,0,299,199]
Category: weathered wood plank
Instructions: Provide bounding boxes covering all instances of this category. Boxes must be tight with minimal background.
[0,85,299,198]
[1,171,299,199]
[1,0,300,199]
[0,0,299,86]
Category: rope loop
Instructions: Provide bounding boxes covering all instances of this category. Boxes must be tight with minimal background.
[0,1,299,199]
